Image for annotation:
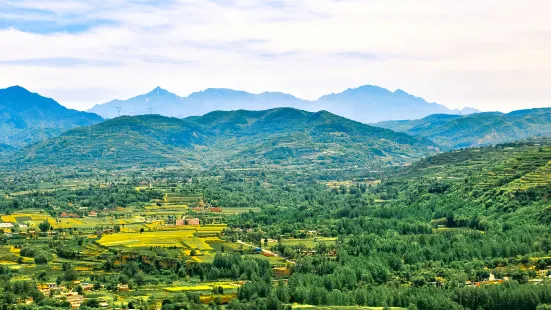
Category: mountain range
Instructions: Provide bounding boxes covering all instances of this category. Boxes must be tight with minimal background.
[374,108,551,149]
[7,108,438,169]
[0,86,103,148]
[88,85,478,123]
[5,84,551,170]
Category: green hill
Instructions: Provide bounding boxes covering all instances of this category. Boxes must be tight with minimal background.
[378,138,551,226]
[7,108,438,169]
[374,108,551,149]
[11,115,208,168]
[191,108,438,168]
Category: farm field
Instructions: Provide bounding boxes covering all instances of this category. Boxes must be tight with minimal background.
[163,281,241,292]
[97,226,225,250]
[281,237,337,248]
[220,207,261,214]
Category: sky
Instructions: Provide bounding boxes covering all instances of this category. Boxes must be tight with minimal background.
[0,0,550,112]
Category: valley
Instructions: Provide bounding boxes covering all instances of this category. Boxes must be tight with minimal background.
[2,139,551,309]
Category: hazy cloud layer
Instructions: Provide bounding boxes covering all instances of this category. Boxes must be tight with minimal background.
[0,0,550,112]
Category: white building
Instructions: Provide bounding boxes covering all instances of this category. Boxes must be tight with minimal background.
[0,223,14,229]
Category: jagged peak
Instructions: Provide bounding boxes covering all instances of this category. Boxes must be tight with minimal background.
[146,86,173,96]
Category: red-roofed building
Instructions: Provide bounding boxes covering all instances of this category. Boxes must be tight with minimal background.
[176,217,200,226]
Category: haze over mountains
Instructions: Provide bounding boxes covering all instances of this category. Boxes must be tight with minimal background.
[88,85,479,123]
[9,108,438,169]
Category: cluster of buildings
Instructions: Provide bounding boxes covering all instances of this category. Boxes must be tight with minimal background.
[0,222,60,238]
[464,268,551,288]
[191,200,223,213]
[37,282,88,308]
[37,281,121,309]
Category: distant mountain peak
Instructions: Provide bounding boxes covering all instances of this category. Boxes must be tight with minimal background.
[146,86,175,97]
[351,85,391,94]
[393,89,410,96]
[5,85,29,92]
[149,86,163,93]
[460,107,481,115]
[0,85,102,149]
[89,84,475,123]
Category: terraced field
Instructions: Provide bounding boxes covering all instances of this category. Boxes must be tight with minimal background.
[97,229,216,250]
[406,144,551,194]
[164,281,241,292]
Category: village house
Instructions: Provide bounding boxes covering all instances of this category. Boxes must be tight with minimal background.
[37,284,50,295]
[117,283,130,292]
[61,212,79,218]
[176,217,200,226]
[273,266,291,277]
[102,228,114,234]
[187,217,200,225]
[64,292,84,309]
[46,282,58,289]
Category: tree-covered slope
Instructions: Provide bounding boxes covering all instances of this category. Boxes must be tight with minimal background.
[7,108,438,169]
[190,108,438,168]
[11,115,208,168]
[378,138,551,226]
[0,86,103,149]
[374,109,551,149]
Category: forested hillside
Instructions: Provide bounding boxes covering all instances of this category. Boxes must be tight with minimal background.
[6,108,438,169]
[375,108,551,149]
[220,139,551,309]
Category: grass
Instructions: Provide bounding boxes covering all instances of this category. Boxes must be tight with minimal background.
[221,207,261,214]
[164,281,241,292]
[281,237,337,248]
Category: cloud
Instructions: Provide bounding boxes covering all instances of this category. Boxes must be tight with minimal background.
[0,57,120,67]
[0,0,550,112]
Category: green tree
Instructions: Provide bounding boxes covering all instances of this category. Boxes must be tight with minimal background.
[34,253,48,264]
[38,220,51,232]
